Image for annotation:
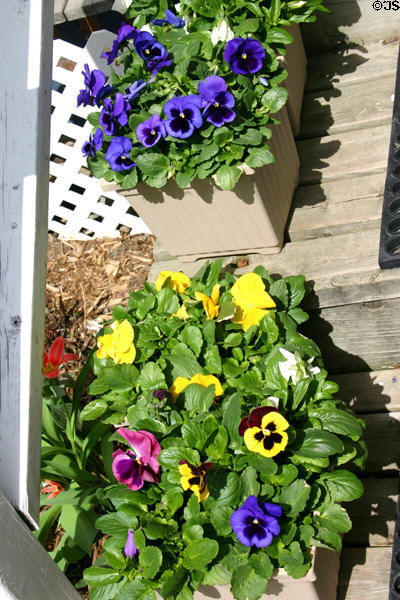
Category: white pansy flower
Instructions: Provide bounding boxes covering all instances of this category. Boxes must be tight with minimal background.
[210,19,235,45]
[267,396,280,408]
[278,348,320,384]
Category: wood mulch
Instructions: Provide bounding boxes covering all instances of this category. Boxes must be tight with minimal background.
[45,232,156,367]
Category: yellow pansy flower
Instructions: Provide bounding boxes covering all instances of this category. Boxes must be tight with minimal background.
[169,373,224,401]
[243,412,289,458]
[231,273,276,330]
[173,304,190,319]
[195,284,220,320]
[155,270,191,293]
[96,319,136,364]
[178,461,212,502]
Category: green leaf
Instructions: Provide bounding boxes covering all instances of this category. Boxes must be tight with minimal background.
[231,563,268,600]
[60,505,98,554]
[160,566,189,599]
[245,146,275,169]
[279,541,311,578]
[183,384,215,415]
[292,378,312,410]
[318,502,352,533]
[165,353,201,379]
[87,155,110,179]
[235,18,260,36]
[208,471,240,505]
[247,453,278,476]
[80,399,108,421]
[206,425,228,460]
[163,488,184,517]
[138,362,166,391]
[95,511,138,537]
[316,409,364,440]
[157,287,180,315]
[136,153,169,177]
[204,345,222,374]
[236,129,263,146]
[122,169,138,190]
[176,169,195,189]
[182,538,219,569]
[210,505,233,536]
[98,364,140,392]
[266,27,293,45]
[84,566,121,587]
[35,505,62,546]
[214,165,241,191]
[214,127,233,147]
[181,326,203,357]
[116,580,156,600]
[181,421,205,448]
[139,546,163,578]
[320,470,364,502]
[313,527,342,552]
[262,88,289,113]
[202,564,231,586]
[222,393,242,448]
[240,466,260,499]
[295,429,344,458]
[278,479,311,517]
[158,446,200,470]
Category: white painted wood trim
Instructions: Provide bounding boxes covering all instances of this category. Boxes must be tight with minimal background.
[0,492,80,599]
[0,0,53,526]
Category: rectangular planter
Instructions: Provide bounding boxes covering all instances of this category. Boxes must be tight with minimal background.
[155,547,340,600]
[284,24,307,138]
[103,107,299,262]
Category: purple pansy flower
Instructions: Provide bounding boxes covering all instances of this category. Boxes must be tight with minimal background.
[147,50,172,75]
[125,79,148,102]
[77,64,107,107]
[153,388,168,400]
[112,428,161,490]
[230,496,281,547]
[123,529,139,559]
[99,93,131,136]
[137,114,166,148]
[224,37,266,75]
[164,95,203,139]
[134,31,166,63]
[81,128,103,158]
[198,75,236,128]
[152,9,185,28]
[101,22,137,65]
[105,137,136,171]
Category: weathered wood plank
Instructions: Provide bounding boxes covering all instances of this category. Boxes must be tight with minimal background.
[288,194,383,241]
[302,0,400,53]
[305,41,399,93]
[303,298,400,373]
[149,228,400,311]
[63,0,113,20]
[54,0,68,24]
[360,412,400,472]
[345,477,398,547]
[0,492,80,599]
[298,123,391,185]
[332,369,400,414]
[337,547,392,600]
[300,74,395,138]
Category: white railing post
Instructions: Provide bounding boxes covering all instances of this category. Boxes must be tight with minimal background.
[0,0,53,526]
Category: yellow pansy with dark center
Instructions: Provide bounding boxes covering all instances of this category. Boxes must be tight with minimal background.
[178,460,212,502]
[195,284,220,320]
[155,270,191,293]
[243,410,289,458]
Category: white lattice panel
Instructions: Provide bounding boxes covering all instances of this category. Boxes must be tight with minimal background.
[49,32,151,239]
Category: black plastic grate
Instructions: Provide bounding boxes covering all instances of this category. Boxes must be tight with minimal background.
[389,478,400,599]
[379,43,400,269]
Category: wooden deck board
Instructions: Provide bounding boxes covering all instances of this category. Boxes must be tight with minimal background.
[332,369,400,414]
[337,547,392,600]
[300,74,395,138]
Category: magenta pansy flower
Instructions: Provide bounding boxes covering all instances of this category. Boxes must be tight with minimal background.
[112,428,161,490]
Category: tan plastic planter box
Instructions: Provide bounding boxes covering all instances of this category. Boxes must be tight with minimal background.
[155,547,340,600]
[103,107,299,262]
[284,24,307,138]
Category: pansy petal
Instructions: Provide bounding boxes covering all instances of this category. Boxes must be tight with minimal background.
[263,502,282,518]
[170,376,191,400]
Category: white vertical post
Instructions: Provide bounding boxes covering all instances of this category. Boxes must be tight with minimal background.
[0,0,53,526]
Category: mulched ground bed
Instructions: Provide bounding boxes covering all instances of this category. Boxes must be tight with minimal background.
[45,232,156,367]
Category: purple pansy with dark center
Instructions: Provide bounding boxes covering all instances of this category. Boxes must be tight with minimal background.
[81,128,103,158]
[146,50,172,75]
[125,79,148,102]
[123,529,139,559]
[105,137,136,172]
[101,22,137,65]
[77,64,107,107]
[137,114,166,148]
[164,95,203,139]
[152,9,185,28]
[224,37,266,75]
[99,93,131,136]
[198,75,236,128]
[112,428,161,490]
[230,495,282,547]
[134,31,166,63]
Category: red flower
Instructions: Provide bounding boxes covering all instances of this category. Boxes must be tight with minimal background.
[42,480,63,500]
[43,336,78,378]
